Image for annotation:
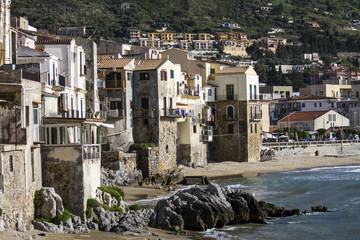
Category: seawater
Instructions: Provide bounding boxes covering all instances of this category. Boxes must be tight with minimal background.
[205,165,360,240]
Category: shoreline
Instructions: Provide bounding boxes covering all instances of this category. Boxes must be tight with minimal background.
[2,155,359,240]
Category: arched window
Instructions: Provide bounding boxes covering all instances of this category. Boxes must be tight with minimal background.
[227,106,234,119]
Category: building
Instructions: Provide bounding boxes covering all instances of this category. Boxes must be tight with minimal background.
[132,59,179,176]
[260,85,293,98]
[58,27,86,37]
[299,83,351,99]
[277,110,349,131]
[0,66,42,230]
[97,57,136,151]
[0,0,11,65]
[208,66,261,162]
[127,29,140,41]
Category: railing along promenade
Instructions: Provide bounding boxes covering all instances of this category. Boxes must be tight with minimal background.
[263,140,360,148]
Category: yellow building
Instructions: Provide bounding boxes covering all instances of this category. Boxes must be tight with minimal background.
[197,33,212,40]
[184,33,197,41]
[147,32,160,39]
[299,84,352,99]
[160,33,176,42]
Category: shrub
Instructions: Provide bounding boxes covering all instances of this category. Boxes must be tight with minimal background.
[86,207,93,219]
[110,205,123,215]
[102,204,110,211]
[52,209,72,225]
[34,190,44,208]
[129,204,141,211]
[87,198,101,208]
[94,218,99,224]
[98,186,125,202]
[125,205,129,212]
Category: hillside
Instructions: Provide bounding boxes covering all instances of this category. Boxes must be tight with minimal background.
[11,0,360,42]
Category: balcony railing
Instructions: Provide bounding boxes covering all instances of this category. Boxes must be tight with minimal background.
[108,109,123,118]
[161,108,181,118]
[183,89,200,96]
[82,144,100,160]
[250,113,262,121]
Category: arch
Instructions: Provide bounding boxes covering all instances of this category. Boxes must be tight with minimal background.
[227,105,234,119]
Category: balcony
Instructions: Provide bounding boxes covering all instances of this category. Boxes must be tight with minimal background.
[82,144,100,160]
[216,94,238,101]
[182,89,200,97]
[108,109,124,118]
[161,108,181,118]
[202,126,213,142]
[250,113,262,121]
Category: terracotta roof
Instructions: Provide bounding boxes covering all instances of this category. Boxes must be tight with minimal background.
[134,59,167,71]
[216,66,250,75]
[98,58,134,69]
[278,111,329,122]
[36,39,73,45]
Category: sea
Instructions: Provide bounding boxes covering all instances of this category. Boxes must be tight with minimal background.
[133,165,360,240]
[205,165,360,240]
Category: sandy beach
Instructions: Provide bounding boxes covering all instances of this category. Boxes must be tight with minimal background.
[2,154,360,240]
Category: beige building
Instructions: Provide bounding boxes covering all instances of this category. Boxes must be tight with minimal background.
[277,110,349,131]
[300,84,351,99]
[260,100,270,133]
[260,85,293,98]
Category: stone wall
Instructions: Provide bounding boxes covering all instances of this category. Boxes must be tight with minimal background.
[269,143,360,157]
[135,146,160,178]
[158,119,177,174]
[177,144,191,166]
[0,147,34,231]
[102,151,137,172]
[42,147,86,218]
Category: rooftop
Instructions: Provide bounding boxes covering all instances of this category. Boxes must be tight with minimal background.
[216,66,251,75]
[134,59,168,71]
[278,111,329,122]
[98,58,134,69]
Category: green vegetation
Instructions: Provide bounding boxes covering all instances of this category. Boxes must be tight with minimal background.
[52,209,72,225]
[110,205,123,215]
[129,203,141,211]
[87,198,101,208]
[34,217,51,223]
[98,186,125,202]
[34,190,44,208]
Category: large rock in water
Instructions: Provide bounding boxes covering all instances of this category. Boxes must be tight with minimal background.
[153,183,300,231]
[36,188,64,219]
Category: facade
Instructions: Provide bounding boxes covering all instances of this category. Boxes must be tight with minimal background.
[260,85,293,98]
[133,59,179,175]
[300,84,351,99]
[277,110,349,131]
[208,66,261,162]
[0,0,11,65]
[0,67,42,230]
[58,27,86,37]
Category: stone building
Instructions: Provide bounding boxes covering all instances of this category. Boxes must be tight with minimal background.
[0,67,42,230]
[133,59,178,176]
[208,66,261,162]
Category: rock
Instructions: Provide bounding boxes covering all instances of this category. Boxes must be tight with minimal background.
[95,188,104,204]
[36,188,64,219]
[87,222,99,231]
[0,218,5,231]
[103,192,112,207]
[72,216,81,225]
[73,223,90,233]
[16,211,26,232]
[115,209,154,234]
[311,206,327,212]
[64,218,73,230]
[260,201,300,217]
[93,207,119,232]
[32,221,64,233]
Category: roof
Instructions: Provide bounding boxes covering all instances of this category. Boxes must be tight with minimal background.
[134,59,168,71]
[17,45,49,57]
[216,66,250,75]
[98,58,134,69]
[278,111,330,122]
[36,39,73,45]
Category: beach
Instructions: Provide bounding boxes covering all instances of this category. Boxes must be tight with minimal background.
[2,154,360,240]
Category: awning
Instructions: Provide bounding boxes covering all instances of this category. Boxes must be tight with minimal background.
[83,121,115,128]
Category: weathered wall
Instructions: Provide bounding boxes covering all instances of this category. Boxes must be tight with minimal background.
[0,148,34,230]
[269,143,360,157]
[102,151,137,172]
[135,146,160,178]
[159,119,177,173]
[41,147,85,217]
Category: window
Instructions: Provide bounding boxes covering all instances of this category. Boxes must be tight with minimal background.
[177,82,180,95]
[228,124,234,134]
[255,124,257,133]
[9,155,13,172]
[357,92,359,98]
[170,70,174,79]
[144,119,148,125]
[250,85,252,100]
[302,103,306,108]
[141,98,149,109]
[331,102,334,108]
[254,85,257,100]
[161,70,167,81]
[109,101,122,117]
[26,106,30,127]
[333,114,336,122]
[314,103,317,107]
[31,149,35,182]
[193,125,197,133]
[105,72,122,88]
[250,124,253,133]
[210,68,215,74]
[319,103,322,107]
[51,127,58,144]
[319,91,324,96]
[227,106,234,119]
[59,127,66,144]
[226,85,234,100]
[80,52,83,75]
[127,72,132,81]
[33,103,39,125]
[208,89,212,96]
[140,72,150,80]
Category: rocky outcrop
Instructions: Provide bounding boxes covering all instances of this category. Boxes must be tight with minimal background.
[33,216,89,234]
[101,168,143,187]
[35,188,64,220]
[152,183,301,231]
[141,170,184,187]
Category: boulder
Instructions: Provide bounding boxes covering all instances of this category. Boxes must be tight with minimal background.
[115,209,154,234]
[36,188,64,219]
[32,221,64,233]
[0,218,5,231]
